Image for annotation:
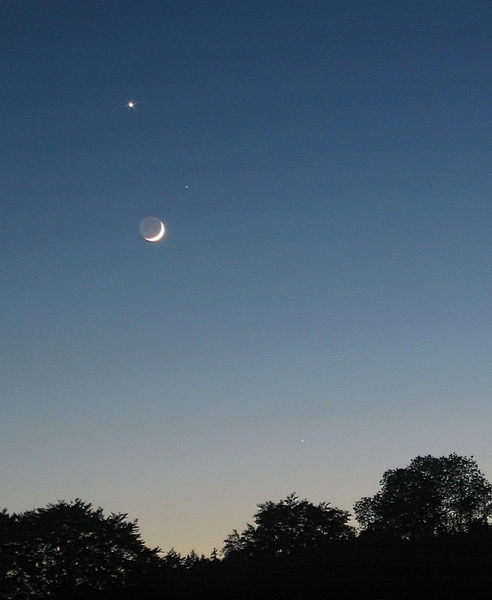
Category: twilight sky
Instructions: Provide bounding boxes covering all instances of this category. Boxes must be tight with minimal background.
[2,0,492,555]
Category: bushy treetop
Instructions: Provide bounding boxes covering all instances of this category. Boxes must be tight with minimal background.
[223,493,355,559]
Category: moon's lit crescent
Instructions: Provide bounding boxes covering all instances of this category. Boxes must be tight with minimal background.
[144,221,165,242]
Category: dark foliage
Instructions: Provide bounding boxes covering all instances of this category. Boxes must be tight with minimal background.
[223,493,355,559]
[3,454,492,599]
[354,453,492,540]
[160,532,492,599]
[0,499,161,600]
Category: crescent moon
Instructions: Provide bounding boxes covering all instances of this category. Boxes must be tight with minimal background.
[144,221,165,242]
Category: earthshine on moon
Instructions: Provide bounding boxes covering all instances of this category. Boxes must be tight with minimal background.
[140,217,166,242]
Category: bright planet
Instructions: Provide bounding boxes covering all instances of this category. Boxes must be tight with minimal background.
[139,217,166,242]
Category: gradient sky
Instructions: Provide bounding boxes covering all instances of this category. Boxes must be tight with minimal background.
[2,0,492,555]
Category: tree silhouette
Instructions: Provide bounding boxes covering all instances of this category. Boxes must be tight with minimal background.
[162,547,183,569]
[7,499,161,599]
[354,453,492,540]
[0,508,21,600]
[223,493,354,559]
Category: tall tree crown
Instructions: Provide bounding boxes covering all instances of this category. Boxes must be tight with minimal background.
[354,453,492,540]
[223,493,354,559]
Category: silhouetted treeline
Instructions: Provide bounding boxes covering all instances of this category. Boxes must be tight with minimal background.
[3,453,492,599]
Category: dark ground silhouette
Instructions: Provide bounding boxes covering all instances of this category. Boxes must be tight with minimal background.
[3,453,492,599]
